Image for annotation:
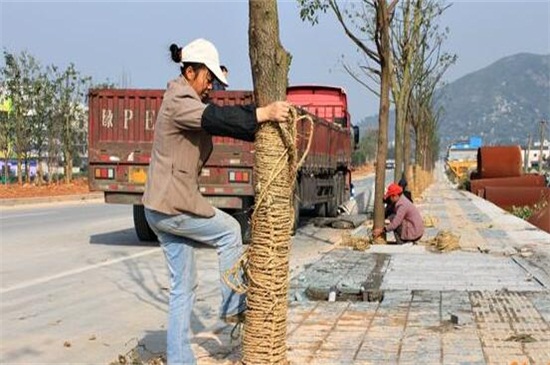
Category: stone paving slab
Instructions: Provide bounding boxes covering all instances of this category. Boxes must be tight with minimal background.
[293,245,544,295]
[382,251,544,291]
[193,167,550,364]
[471,291,550,364]
[285,291,550,364]
[193,290,550,364]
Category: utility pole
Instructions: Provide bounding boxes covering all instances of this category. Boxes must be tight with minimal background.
[539,120,546,173]
[524,134,531,173]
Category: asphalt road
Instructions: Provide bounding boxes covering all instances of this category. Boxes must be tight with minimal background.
[351,169,396,214]
[1,201,170,364]
[0,177,376,364]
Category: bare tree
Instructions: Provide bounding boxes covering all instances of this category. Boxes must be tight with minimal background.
[2,51,95,185]
[43,66,63,183]
[353,127,380,165]
[1,51,40,185]
[410,74,445,171]
[390,0,452,184]
[407,13,456,173]
[390,0,422,181]
[29,68,56,185]
[52,64,90,183]
[245,1,292,363]
[0,90,14,184]
[298,0,398,235]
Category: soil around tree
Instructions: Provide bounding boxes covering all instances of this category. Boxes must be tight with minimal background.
[0,165,373,201]
[0,178,91,199]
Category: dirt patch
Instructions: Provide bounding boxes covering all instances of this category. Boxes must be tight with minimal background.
[0,166,373,200]
[0,178,91,199]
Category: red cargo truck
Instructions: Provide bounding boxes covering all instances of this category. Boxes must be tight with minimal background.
[88,85,359,241]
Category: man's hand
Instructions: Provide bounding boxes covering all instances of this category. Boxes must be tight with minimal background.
[256,101,291,123]
[372,227,384,238]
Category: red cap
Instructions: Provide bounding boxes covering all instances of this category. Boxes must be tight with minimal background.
[384,183,403,200]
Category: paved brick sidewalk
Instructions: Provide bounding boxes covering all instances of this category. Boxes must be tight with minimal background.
[194,168,550,364]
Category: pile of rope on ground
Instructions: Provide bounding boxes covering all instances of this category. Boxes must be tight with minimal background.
[427,230,460,252]
[340,233,371,251]
[423,214,439,228]
[371,235,387,245]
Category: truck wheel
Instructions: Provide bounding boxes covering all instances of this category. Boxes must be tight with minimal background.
[325,175,340,217]
[133,205,158,242]
[233,210,251,244]
[326,197,339,217]
[314,202,327,217]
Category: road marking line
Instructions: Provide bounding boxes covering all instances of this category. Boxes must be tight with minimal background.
[0,212,52,220]
[0,248,161,294]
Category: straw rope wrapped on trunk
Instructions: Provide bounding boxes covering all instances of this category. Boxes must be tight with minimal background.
[225,108,313,364]
[249,108,312,364]
[242,3,314,361]
[247,113,295,364]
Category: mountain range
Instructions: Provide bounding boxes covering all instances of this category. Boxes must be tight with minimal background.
[359,53,550,148]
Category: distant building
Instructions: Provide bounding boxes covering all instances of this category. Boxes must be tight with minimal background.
[521,139,550,169]
[446,136,482,161]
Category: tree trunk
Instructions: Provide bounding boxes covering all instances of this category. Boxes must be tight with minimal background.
[47,149,56,184]
[403,118,412,183]
[373,0,392,234]
[17,158,22,185]
[245,1,291,363]
[64,151,72,183]
[421,136,429,171]
[37,157,44,186]
[24,155,30,184]
[414,128,422,170]
[394,106,404,182]
[2,156,8,184]
[68,157,73,183]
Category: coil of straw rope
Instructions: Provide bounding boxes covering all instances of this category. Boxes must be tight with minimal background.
[428,230,460,252]
[341,233,371,251]
[423,215,438,228]
[223,106,314,364]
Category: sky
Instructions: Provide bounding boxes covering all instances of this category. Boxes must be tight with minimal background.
[1,0,549,122]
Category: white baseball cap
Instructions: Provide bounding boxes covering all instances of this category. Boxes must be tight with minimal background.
[181,38,228,86]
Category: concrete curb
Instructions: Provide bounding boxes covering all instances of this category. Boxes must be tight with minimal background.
[0,192,104,207]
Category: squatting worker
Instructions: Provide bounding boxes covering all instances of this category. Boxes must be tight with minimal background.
[373,183,424,244]
[142,38,291,365]
[384,176,412,218]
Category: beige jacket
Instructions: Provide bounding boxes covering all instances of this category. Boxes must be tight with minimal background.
[143,77,214,217]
